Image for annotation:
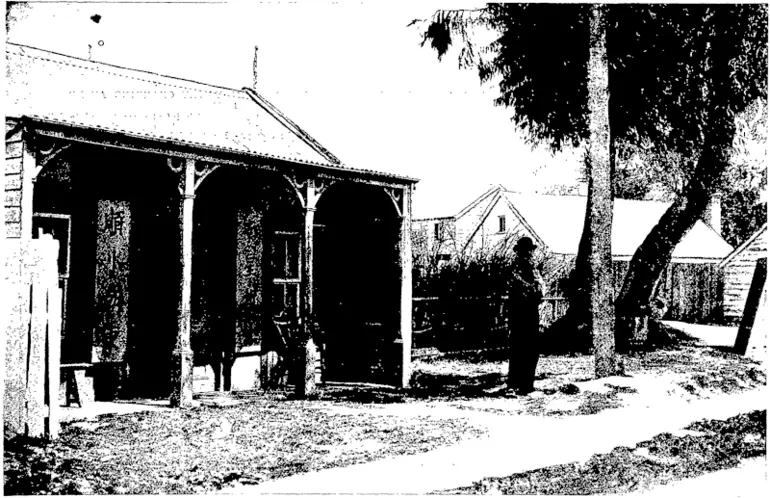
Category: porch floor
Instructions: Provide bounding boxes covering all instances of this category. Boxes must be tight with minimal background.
[59,400,172,423]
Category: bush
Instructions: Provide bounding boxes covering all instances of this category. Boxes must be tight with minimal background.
[412,234,571,351]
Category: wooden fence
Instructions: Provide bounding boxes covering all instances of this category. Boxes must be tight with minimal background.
[4,235,62,439]
[412,295,566,351]
[411,261,723,350]
[611,261,724,323]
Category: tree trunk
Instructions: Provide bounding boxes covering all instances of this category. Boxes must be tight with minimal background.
[614,127,735,349]
[614,18,738,352]
[558,5,618,377]
[584,4,617,378]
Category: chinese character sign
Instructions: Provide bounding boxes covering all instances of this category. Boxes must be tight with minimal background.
[94,199,131,362]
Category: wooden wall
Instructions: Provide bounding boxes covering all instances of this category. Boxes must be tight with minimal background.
[613,260,725,323]
[4,236,62,438]
[723,227,767,322]
[5,120,23,238]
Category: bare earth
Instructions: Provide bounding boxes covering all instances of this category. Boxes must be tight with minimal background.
[4,323,767,495]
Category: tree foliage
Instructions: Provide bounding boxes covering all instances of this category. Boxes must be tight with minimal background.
[420,4,767,356]
[421,4,767,157]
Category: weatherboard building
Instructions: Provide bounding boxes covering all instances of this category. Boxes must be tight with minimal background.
[4,43,418,405]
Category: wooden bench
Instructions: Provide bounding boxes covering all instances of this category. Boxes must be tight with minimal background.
[60,363,91,407]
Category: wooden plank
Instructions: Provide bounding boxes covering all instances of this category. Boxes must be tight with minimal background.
[5,206,21,223]
[5,156,22,175]
[170,160,194,407]
[27,272,47,437]
[5,190,21,207]
[47,286,63,438]
[3,281,30,436]
[397,186,413,389]
[6,222,22,238]
[5,173,22,191]
[6,119,22,139]
[6,140,23,158]
[20,136,35,239]
[734,258,767,355]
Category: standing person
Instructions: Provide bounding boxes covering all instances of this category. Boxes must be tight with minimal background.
[506,237,545,394]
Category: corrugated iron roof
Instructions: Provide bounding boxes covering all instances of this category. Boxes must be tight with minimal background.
[5,43,416,183]
[501,192,734,260]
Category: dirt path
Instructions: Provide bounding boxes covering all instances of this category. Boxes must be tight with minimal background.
[243,385,767,494]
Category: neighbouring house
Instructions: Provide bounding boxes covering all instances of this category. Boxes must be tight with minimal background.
[412,185,735,323]
[719,223,768,323]
[5,43,417,406]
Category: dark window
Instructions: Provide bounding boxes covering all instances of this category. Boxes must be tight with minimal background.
[498,215,506,233]
[434,222,441,239]
[271,231,301,318]
[273,232,300,279]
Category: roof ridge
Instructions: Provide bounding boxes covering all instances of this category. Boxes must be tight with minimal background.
[456,184,504,219]
[718,222,767,268]
[7,42,248,98]
[503,191,677,208]
[499,194,547,250]
[242,88,341,165]
[461,190,503,253]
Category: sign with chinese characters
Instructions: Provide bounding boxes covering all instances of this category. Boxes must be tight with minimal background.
[94,200,131,362]
[235,206,264,346]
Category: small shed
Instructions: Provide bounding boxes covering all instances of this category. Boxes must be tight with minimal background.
[719,223,768,323]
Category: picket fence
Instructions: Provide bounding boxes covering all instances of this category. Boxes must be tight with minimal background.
[4,235,62,439]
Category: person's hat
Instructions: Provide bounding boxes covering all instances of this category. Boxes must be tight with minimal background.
[514,236,536,252]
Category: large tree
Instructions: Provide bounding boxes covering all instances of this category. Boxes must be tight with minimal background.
[422,3,618,376]
[609,5,767,349]
[420,4,767,356]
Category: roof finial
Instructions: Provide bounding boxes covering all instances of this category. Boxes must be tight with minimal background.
[253,46,259,89]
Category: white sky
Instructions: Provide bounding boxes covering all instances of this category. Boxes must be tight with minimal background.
[6,1,584,218]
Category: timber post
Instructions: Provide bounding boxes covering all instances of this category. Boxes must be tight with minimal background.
[20,128,36,240]
[297,180,319,397]
[396,185,413,389]
[170,158,196,407]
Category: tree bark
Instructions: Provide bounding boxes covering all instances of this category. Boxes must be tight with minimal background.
[586,4,617,378]
[564,4,618,377]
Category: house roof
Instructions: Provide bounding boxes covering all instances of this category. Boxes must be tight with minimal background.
[413,184,503,220]
[6,43,416,183]
[718,223,767,268]
[501,192,734,260]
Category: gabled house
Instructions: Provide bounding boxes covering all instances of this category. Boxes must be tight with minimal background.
[719,223,768,322]
[411,185,503,260]
[5,43,418,405]
[413,185,734,322]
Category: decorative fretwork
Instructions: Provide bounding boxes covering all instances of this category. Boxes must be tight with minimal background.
[385,186,405,218]
[194,162,220,191]
[282,174,335,210]
[167,158,219,195]
[30,136,72,180]
[166,158,185,195]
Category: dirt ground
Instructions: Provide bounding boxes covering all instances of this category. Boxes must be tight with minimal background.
[4,336,766,495]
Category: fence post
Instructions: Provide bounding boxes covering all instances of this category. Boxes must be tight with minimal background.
[27,261,47,438]
[734,258,767,355]
[3,260,29,436]
[47,286,62,438]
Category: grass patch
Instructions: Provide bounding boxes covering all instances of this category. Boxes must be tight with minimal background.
[441,410,766,495]
[3,399,484,495]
